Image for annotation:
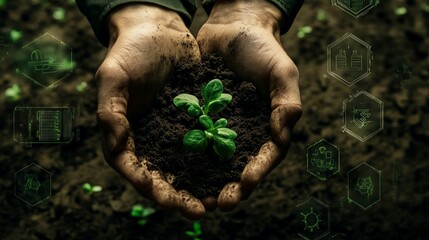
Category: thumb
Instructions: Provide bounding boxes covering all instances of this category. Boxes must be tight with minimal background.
[96,60,130,156]
[269,56,302,146]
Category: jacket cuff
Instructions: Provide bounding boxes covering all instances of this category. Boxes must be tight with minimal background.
[201,0,303,34]
[76,0,197,47]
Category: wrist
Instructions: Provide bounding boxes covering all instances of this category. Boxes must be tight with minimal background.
[207,0,284,32]
[107,4,188,38]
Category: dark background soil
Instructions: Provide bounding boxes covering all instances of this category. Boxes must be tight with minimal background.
[135,55,270,198]
[0,0,428,239]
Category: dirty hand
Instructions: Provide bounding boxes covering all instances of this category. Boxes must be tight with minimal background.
[197,0,302,211]
[96,4,204,219]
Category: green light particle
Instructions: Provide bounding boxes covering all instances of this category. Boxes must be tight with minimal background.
[395,7,407,16]
[53,7,66,21]
[0,0,6,8]
[301,207,322,232]
[9,30,22,43]
[5,83,21,102]
[76,81,88,92]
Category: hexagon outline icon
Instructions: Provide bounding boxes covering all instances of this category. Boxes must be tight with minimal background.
[306,139,341,181]
[331,0,379,18]
[297,197,331,240]
[342,90,384,142]
[327,33,372,86]
[14,163,52,206]
[347,162,381,210]
[16,32,73,89]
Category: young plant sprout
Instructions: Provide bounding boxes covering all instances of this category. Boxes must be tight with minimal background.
[130,204,155,226]
[174,79,237,159]
[81,182,102,193]
[185,221,202,240]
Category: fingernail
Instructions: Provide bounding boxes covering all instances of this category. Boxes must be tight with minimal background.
[107,133,116,151]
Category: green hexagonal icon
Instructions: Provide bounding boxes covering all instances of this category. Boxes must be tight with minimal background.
[14,163,51,206]
[332,0,379,18]
[343,91,384,142]
[16,33,73,89]
[296,198,331,240]
[327,33,372,86]
[307,140,340,181]
[348,162,381,210]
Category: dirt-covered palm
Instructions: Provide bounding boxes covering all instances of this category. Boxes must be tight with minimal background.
[96,4,204,219]
[197,0,302,211]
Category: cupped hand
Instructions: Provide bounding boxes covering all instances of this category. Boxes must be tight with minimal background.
[96,4,204,219]
[197,0,303,211]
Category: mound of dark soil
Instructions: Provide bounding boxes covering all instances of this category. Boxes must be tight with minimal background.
[135,54,271,198]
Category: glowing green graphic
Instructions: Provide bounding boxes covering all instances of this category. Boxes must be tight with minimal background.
[15,163,51,206]
[13,107,74,144]
[343,91,383,142]
[301,207,322,232]
[355,177,373,198]
[352,107,371,129]
[16,33,73,89]
[332,0,379,18]
[296,198,330,240]
[307,139,340,181]
[327,33,372,86]
[348,162,381,210]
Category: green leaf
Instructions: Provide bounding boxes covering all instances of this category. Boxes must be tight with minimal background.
[199,115,213,129]
[207,93,232,114]
[91,185,102,192]
[213,135,236,159]
[174,94,202,117]
[131,205,143,217]
[203,79,223,104]
[214,118,228,128]
[82,183,92,193]
[183,130,208,152]
[142,207,155,217]
[185,231,196,236]
[216,128,237,140]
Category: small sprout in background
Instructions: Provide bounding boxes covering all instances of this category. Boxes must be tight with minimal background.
[316,9,327,22]
[131,204,155,226]
[52,7,66,21]
[395,7,407,16]
[5,84,21,102]
[297,26,313,39]
[185,221,203,240]
[0,0,6,9]
[9,29,22,43]
[82,182,103,193]
[76,81,88,92]
[422,4,429,13]
[174,79,237,159]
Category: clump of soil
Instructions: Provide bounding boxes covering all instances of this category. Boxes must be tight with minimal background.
[135,54,271,198]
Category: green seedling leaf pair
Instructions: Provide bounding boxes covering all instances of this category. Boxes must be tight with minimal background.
[174,79,237,159]
[185,221,202,240]
[82,182,102,193]
[131,204,156,226]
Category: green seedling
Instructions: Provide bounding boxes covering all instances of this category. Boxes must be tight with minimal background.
[82,182,102,193]
[174,79,237,159]
[130,204,155,226]
[76,81,88,92]
[5,83,21,102]
[297,26,312,39]
[185,221,202,240]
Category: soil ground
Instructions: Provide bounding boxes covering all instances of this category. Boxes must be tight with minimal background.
[0,0,428,239]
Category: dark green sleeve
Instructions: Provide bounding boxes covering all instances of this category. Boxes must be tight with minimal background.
[76,0,197,47]
[201,0,304,34]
